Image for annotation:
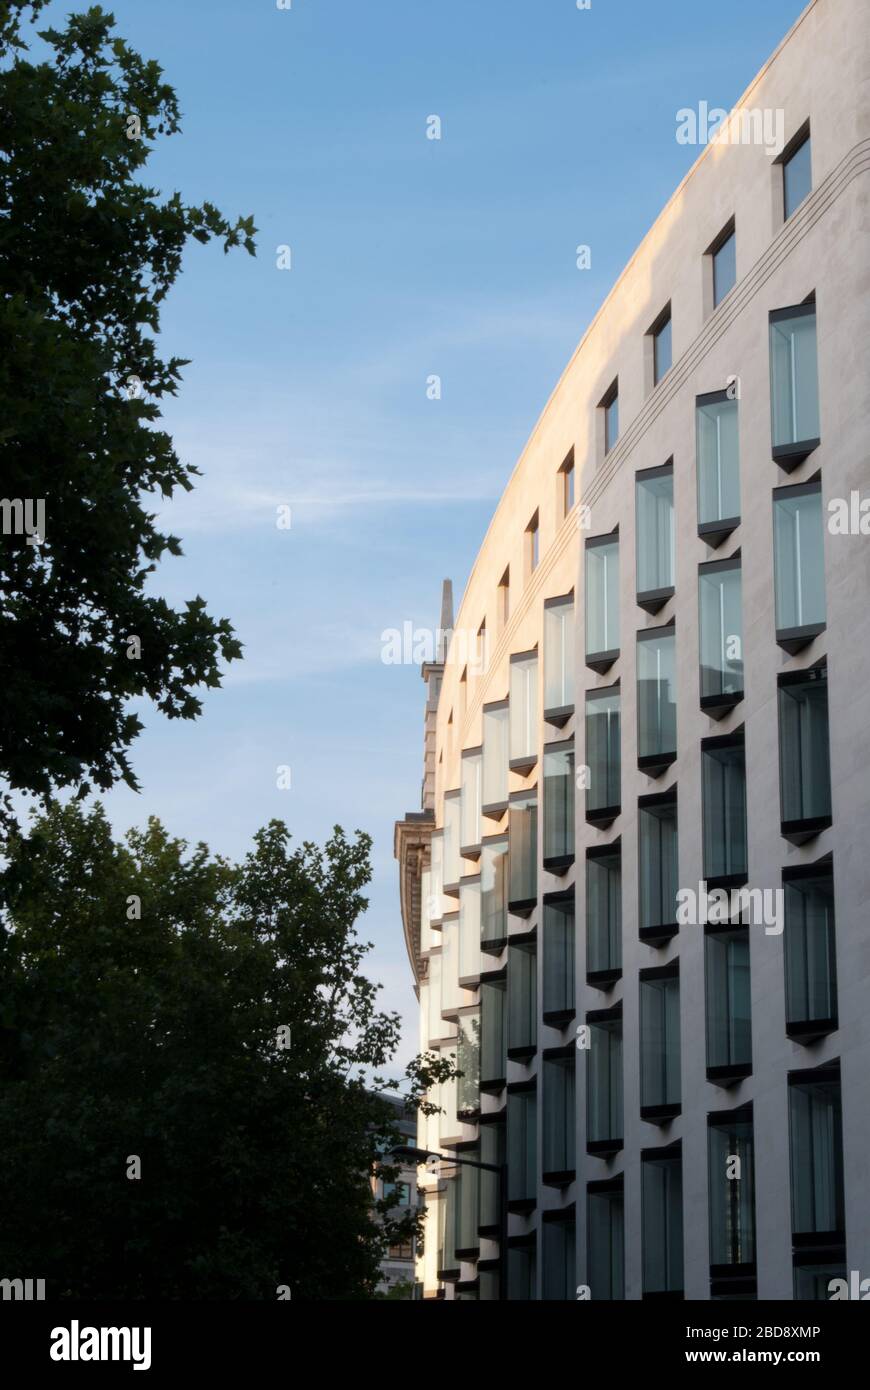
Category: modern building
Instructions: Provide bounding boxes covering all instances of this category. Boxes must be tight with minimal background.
[395,0,870,1301]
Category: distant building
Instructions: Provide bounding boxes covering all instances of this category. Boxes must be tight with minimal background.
[372,1093,419,1298]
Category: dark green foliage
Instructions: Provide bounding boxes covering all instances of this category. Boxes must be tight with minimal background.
[0,801,453,1299]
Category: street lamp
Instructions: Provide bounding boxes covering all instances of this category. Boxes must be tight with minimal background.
[391,1145,508,1301]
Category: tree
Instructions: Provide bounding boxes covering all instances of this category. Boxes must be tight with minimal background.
[0,2,255,834]
[0,800,453,1299]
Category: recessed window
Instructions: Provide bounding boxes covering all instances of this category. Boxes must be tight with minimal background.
[711,221,737,307]
[508,940,537,1059]
[696,390,740,545]
[443,789,461,888]
[586,843,622,984]
[542,1052,576,1182]
[482,700,509,813]
[544,593,574,719]
[526,511,540,574]
[638,789,678,944]
[636,463,675,611]
[543,893,575,1021]
[769,301,820,467]
[498,566,510,630]
[585,532,619,671]
[778,666,832,844]
[640,966,681,1121]
[641,1145,683,1298]
[708,1109,756,1273]
[705,926,752,1083]
[585,684,621,826]
[782,128,812,221]
[586,1008,623,1155]
[650,306,673,387]
[480,974,507,1088]
[480,837,509,951]
[456,1008,480,1117]
[543,740,574,869]
[509,650,537,770]
[542,1214,576,1301]
[701,732,747,884]
[460,747,482,853]
[455,1139,480,1253]
[773,481,826,651]
[458,881,481,986]
[507,1086,537,1205]
[636,624,677,772]
[508,793,538,911]
[788,1066,844,1240]
[783,864,838,1040]
[601,379,619,457]
[588,1182,625,1300]
[479,1120,505,1229]
[507,1241,536,1300]
[560,449,575,518]
[698,557,743,715]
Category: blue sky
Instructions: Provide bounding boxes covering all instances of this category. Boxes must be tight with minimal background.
[42,0,808,1072]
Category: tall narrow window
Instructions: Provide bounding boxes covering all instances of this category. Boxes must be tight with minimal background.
[587,843,622,984]
[498,567,510,631]
[641,1146,683,1297]
[586,1008,623,1155]
[769,302,820,467]
[783,865,838,1039]
[788,1067,844,1240]
[458,879,481,985]
[650,305,672,386]
[507,938,537,1058]
[440,914,462,1018]
[638,790,678,944]
[479,973,507,1090]
[507,1241,536,1299]
[709,220,737,307]
[482,700,509,813]
[636,463,675,612]
[778,666,832,843]
[708,1109,756,1273]
[640,967,681,1120]
[701,733,747,884]
[480,836,509,951]
[542,1215,576,1301]
[544,594,574,720]
[773,481,826,651]
[543,892,575,1023]
[509,650,538,770]
[585,684,621,826]
[705,926,752,1083]
[698,558,743,714]
[601,379,619,456]
[543,740,574,868]
[696,391,740,545]
[507,1085,537,1207]
[438,1176,459,1277]
[456,1009,480,1119]
[560,450,575,518]
[460,747,482,853]
[585,533,619,671]
[782,128,812,220]
[543,1051,576,1182]
[637,624,676,772]
[442,791,461,890]
[508,793,537,911]
[455,1141,480,1257]
[588,1182,624,1300]
[479,1118,505,1232]
[526,511,540,575]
